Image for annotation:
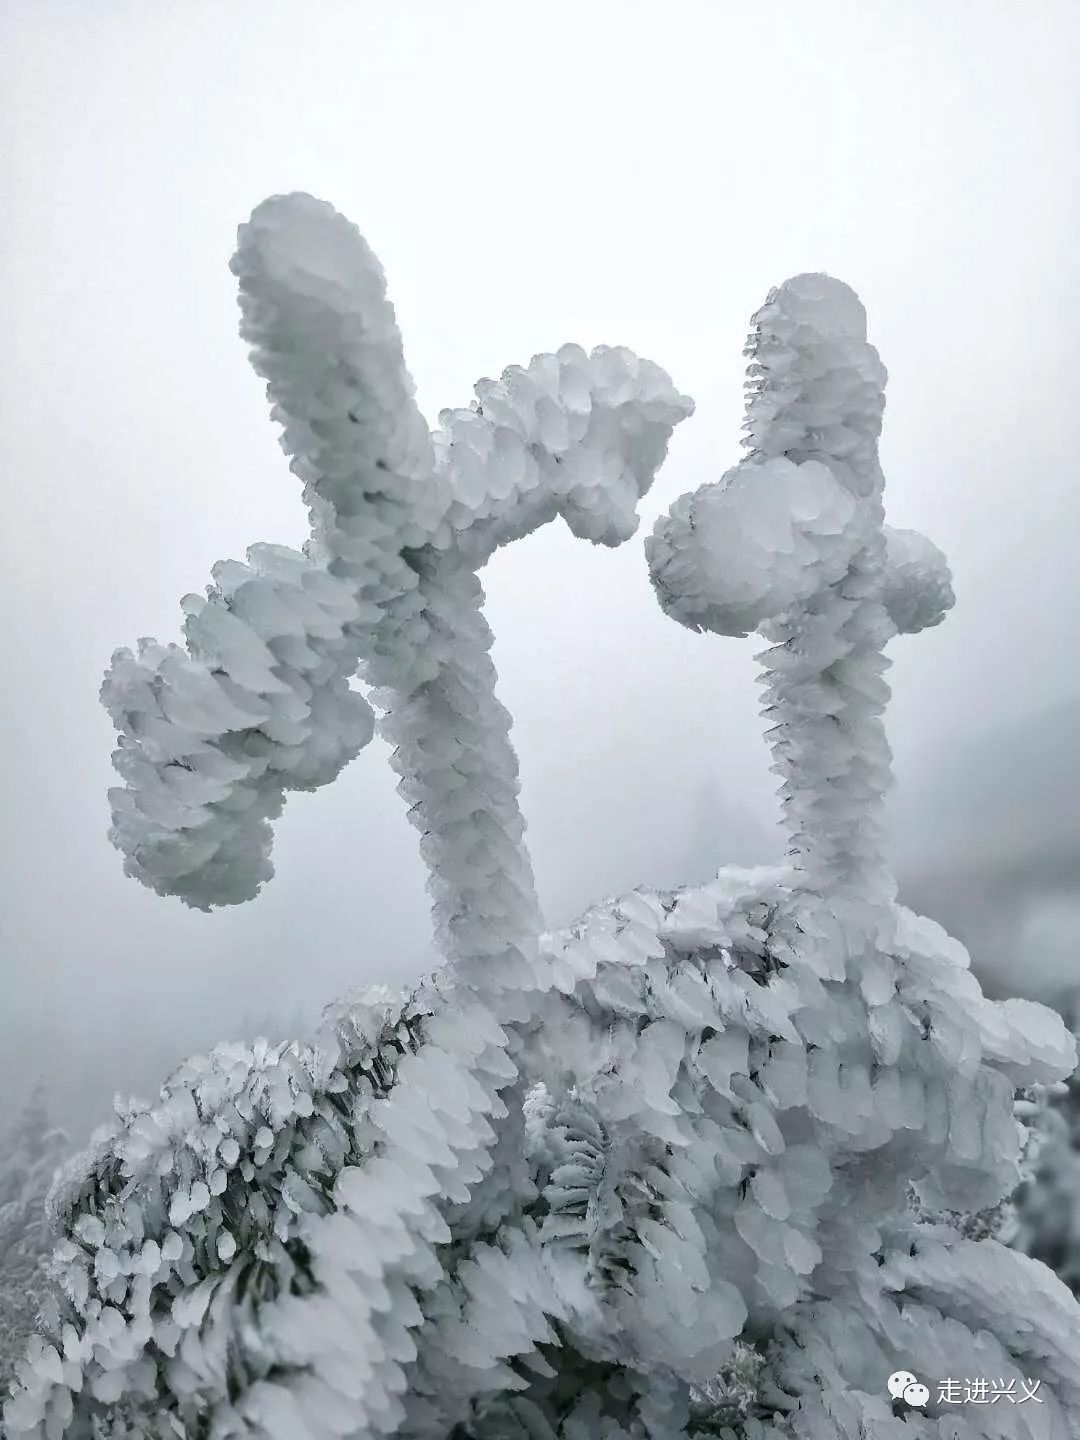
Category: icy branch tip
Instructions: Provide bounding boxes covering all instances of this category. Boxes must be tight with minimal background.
[751,272,869,344]
[231,191,387,296]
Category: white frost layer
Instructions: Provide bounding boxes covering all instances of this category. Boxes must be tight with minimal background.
[648,273,955,903]
[9,873,1078,1438]
[648,455,860,637]
[42,246,1071,1440]
[103,194,691,914]
[103,545,375,908]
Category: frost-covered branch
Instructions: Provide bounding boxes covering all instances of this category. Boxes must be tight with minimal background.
[103,188,441,910]
[648,274,954,907]
[105,195,691,949]
[102,547,376,908]
[383,344,693,992]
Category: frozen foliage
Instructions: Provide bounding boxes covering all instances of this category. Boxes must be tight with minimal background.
[103,193,691,913]
[101,546,377,908]
[0,1085,68,1399]
[1013,1005,1080,1296]
[648,274,955,907]
[908,1088,1041,1248]
[12,209,1080,1439]
[925,1011,1080,1280]
[689,1341,765,1430]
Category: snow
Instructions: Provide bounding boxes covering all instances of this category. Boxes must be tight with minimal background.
[650,272,955,910]
[648,455,860,638]
[9,200,1080,1440]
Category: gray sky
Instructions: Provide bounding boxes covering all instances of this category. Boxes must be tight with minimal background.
[3,1,1079,1133]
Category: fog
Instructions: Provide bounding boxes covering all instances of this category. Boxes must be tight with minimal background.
[3,0,1078,1140]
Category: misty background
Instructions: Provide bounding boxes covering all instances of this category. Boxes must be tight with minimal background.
[2,1,1078,1143]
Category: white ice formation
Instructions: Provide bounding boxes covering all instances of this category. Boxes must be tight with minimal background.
[648,274,956,909]
[9,211,1080,1440]
[103,194,691,916]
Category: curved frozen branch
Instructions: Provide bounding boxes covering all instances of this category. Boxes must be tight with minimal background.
[377,345,693,990]
[103,195,691,924]
[103,193,441,908]
[102,545,374,908]
[649,272,932,906]
[435,343,694,563]
[230,192,447,564]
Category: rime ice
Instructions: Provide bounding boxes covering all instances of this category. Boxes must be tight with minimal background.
[10,207,1080,1440]
[649,272,954,908]
[104,193,691,917]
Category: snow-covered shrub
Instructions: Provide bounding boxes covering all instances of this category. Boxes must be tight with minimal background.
[1012,1000,1080,1296]
[914,1062,1080,1304]
[8,200,1080,1440]
[935,999,1080,1293]
[0,1085,68,1398]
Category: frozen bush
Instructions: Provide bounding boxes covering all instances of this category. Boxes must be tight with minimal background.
[9,207,1079,1440]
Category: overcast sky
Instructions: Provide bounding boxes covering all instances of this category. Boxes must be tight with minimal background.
[3,1,1078,1132]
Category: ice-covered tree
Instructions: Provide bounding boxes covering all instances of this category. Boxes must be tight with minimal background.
[0,1084,68,1398]
[7,197,1080,1440]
